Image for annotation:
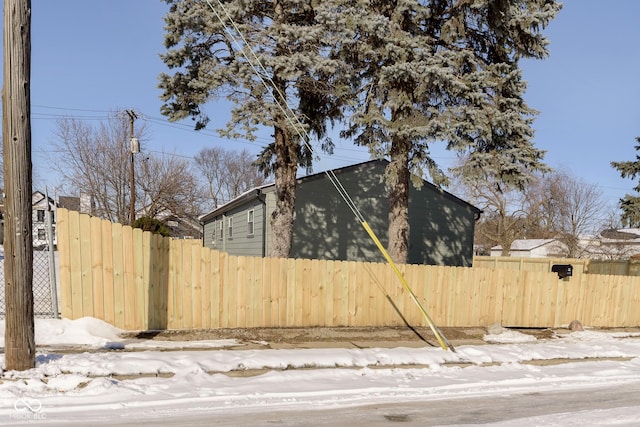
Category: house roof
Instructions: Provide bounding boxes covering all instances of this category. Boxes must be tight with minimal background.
[200,185,271,223]
[600,228,640,241]
[200,159,481,223]
[32,191,55,207]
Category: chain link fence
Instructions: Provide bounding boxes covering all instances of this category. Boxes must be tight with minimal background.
[0,217,60,319]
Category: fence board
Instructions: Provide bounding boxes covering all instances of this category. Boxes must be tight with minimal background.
[133,228,145,330]
[122,226,136,330]
[57,209,72,319]
[89,216,104,321]
[182,241,194,329]
[147,233,164,329]
[189,245,204,328]
[68,210,82,319]
[111,222,125,328]
[209,250,221,328]
[294,258,305,325]
[101,219,115,326]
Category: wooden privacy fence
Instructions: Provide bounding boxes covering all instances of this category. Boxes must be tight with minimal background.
[474,255,640,277]
[57,209,640,331]
[474,256,589,275]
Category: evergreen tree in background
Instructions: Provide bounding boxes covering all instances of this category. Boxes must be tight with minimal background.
[159,0,344,258]
[322,0,561,263]
[611,137,640,227]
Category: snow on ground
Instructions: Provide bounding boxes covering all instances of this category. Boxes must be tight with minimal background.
[1,318,640,426]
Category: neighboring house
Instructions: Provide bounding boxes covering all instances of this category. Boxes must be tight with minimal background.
[490,239,569,258]
[59,193,95,215]
[584,229,640,260]
[32,191,56,249]
[33,192,97,249]
[492,231,640,260]
[201,160,482,267]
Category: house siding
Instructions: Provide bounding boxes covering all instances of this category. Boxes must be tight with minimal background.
[290,162,387,262]
[291,161,477,266]
[203,198,267,257]
[201,160,480,267]
[263,188,277,257]
[408,184,477,266]
[32,191,56,249]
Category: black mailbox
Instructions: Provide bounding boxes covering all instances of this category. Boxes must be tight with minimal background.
[552,264,573,279]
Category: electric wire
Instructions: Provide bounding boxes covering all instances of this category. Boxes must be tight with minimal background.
[205,0,454,351]
[205,0,365,223]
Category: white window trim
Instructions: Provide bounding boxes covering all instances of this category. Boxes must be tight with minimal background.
[247,210,255,236]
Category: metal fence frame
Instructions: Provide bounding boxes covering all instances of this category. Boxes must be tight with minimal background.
[0,209,59,318]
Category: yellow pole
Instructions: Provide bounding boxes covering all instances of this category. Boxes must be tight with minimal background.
[361,221,455,352]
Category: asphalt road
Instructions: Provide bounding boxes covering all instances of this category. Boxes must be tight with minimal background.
[56,379,640,427]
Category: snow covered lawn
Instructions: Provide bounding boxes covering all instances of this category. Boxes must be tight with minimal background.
[1,318,640,425]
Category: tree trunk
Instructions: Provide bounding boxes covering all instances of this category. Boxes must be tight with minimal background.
[387,135,410,264]
[270,116,298,258]
[269,3,298,259]
[3,0,36,371]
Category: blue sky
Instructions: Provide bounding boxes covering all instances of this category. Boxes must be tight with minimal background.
[20,1,640,215]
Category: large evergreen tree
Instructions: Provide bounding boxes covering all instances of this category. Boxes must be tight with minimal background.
[323,0,560,263]
[611,137,640,227]
[159,0,343,257]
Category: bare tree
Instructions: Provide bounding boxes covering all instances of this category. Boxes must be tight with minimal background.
[138,152,204,220]
[194,146,267,210]
[52,114,137,223]
[525,171,606,258]
[452,155,535,256]
[470,184,530,256]
[52,113,203,225]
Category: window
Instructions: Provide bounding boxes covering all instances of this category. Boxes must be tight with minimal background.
[37,210,45,222]
[247,210,255,236]
[219,221,224,240]
[211,226,216,244]
[227,217,233,239]
[37,229,46,240]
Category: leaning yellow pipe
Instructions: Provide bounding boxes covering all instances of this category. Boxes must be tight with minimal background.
[361,221,455,352]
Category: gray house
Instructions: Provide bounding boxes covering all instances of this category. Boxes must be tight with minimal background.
[201,160,481,266]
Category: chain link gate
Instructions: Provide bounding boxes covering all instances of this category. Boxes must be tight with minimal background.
[0,208,60,319]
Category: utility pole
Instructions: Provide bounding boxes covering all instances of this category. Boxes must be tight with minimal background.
[126,109,138,225]
[3,0,36,370]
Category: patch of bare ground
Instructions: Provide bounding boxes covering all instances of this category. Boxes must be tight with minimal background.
[121,326,493,349]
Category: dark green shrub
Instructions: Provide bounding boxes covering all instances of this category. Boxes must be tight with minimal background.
[132,216,171,237]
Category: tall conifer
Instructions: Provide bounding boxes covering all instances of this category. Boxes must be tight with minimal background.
[160,0,343,257]
[323,0,561,263]
[611,137,640,227]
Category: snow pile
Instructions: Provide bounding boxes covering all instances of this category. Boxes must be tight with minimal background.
[0,317,123,348]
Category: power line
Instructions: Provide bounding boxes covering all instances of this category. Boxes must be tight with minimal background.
[30,104,378,166]
[205,0,455,351]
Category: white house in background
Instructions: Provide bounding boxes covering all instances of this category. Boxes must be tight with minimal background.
[583,229,640,260]
[32,191,56,249]
[491,231,640,260]
[490,239,569,258]
[31,191,95,250]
